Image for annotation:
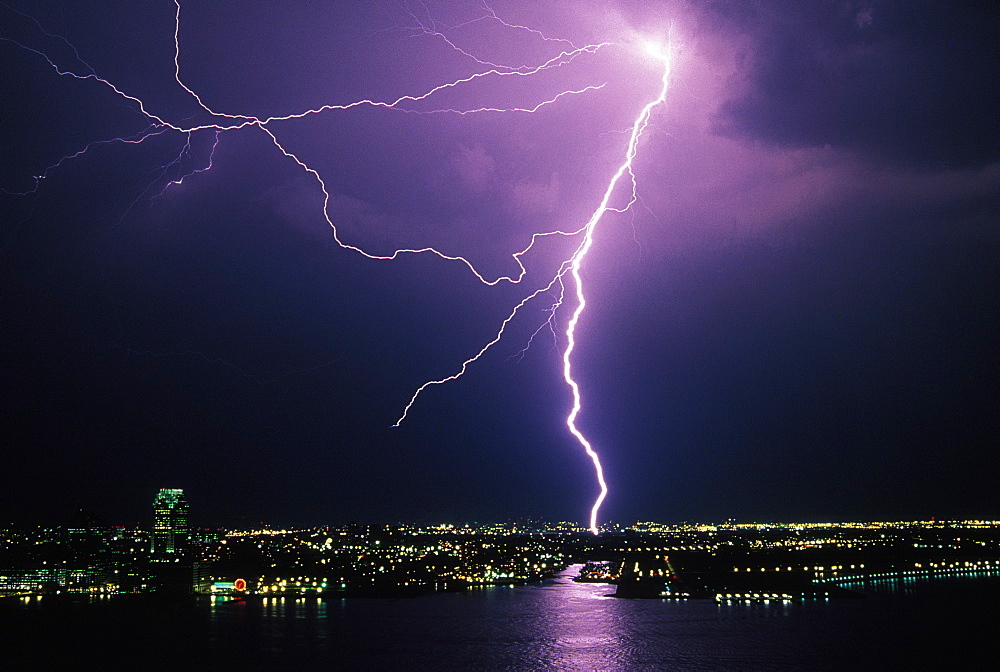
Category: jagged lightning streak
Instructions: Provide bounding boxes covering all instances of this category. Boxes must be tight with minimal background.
[564,42,672,534]
[3,1,673,535]
[393,40,674,534]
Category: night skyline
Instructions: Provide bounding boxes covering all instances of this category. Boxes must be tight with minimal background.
[2,1,997,528]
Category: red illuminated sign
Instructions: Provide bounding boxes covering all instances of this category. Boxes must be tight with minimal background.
[234,578,247,591]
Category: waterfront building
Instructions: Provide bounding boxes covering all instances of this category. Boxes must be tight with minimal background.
[151,488,189,556]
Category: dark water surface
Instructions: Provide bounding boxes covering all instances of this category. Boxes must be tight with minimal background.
[3,568,997,671]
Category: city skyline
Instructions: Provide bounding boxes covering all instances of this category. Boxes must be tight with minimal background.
[2,1,997,528]
[4,493,997,669]
[6,484,998,532]
[4,490,998,601]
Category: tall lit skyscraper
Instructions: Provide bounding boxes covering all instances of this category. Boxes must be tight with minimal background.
[152,488,189,556]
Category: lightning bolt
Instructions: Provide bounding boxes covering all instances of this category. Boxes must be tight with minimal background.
[563,50,672,534]
[2,1,673,536]
[393,41,673,534]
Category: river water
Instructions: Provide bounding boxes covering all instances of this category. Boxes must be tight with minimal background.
[3,567,996,670]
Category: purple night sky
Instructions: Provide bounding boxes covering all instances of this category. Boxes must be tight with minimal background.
[2,1,997,528]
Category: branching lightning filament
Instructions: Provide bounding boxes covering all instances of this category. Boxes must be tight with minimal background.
[2,1,673,534]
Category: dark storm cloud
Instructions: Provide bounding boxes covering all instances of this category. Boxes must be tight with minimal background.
[707,0,1000,169]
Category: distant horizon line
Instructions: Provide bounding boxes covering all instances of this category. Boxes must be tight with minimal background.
[7,515,999,531]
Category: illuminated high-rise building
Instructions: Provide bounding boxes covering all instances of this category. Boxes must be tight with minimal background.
[152,488,189,555]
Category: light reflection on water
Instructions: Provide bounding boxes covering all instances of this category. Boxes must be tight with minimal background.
[7,568,995,671]
[195,567,1000,670]
[194,567,994,669]
[527,568,622,669]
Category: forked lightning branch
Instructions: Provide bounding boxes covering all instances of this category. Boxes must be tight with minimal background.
[3,1,673,534]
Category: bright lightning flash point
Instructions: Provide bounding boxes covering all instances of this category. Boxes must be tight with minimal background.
[643,39,669,61]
